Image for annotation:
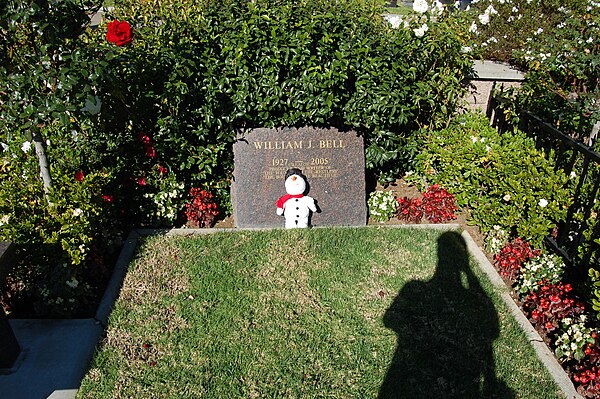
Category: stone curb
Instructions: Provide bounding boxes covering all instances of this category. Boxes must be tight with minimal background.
[95,229,141,326]
[91,225,581,399]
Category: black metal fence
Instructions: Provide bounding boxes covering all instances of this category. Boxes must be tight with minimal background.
[487,91,600,273]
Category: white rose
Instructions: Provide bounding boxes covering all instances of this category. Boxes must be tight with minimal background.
[0,215,9,226]
[414,23,429,38]
[413,0,429,14]
[539,198,549,208]
[432,0,444,14]
[21,141,32,153]
[485,5,498,15]
[384,14,402,29]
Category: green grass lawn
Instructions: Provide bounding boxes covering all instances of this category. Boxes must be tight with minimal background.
[78,227,563,398]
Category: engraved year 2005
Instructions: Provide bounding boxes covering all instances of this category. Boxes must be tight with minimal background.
[311,158,329,165]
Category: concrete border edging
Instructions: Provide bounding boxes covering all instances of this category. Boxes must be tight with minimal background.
[95,230,141,326]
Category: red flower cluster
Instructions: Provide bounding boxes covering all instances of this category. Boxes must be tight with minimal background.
[106,20,133,46]
[494,238,539,280]
[572,338,600,396]
[492,235,599,396]
[397,184,457,224]
[422,184,458,223]
[185,188,219,228]
[138,133,156,159]
[397,197,424,223]
[523,281,585,333]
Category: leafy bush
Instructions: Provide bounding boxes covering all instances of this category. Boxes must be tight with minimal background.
[106,0,473,183]
[414,112,571,245]
[466,0,599,159]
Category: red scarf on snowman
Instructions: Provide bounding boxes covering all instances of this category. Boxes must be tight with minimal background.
[276,194,304,209]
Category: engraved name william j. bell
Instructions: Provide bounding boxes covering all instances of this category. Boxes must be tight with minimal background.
[252,140,346,150]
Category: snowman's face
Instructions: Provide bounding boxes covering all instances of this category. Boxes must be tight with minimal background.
[284,174,306,195]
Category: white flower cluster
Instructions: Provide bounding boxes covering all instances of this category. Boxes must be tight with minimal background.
[470,135,492,151]
[22,141,31,153]
[516,253,565,295]
[385,0,450,38]
[0,214,10,226]
[484,225,509,255]
[142,180,185,225]
[368,190,398,222]
[555,316,596,362]
[478,4,497,25]
[413,0,429,14]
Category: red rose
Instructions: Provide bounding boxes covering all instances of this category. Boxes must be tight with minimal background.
[145,145,156,159]
[74,170,84,182]
[106,20,133,46]
[138,133,151,144]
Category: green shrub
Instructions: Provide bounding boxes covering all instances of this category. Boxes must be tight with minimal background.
[0,0,121,316]
[414,112,571,246]
[105,0,473,183]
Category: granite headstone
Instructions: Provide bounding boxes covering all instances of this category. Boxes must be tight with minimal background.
[232,127,367,228]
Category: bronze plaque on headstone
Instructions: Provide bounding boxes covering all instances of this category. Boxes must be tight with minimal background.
[232,127,367,228]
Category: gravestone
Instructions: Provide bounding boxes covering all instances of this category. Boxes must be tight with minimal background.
[232,127,367,228]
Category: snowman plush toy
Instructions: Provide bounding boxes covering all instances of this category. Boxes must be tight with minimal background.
[276,168,317,228]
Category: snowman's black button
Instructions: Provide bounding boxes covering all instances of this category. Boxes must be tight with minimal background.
[296,207,299,210]
[295,199,299,202]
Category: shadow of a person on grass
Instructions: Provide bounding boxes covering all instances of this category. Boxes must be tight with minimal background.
[378,231,515,399]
